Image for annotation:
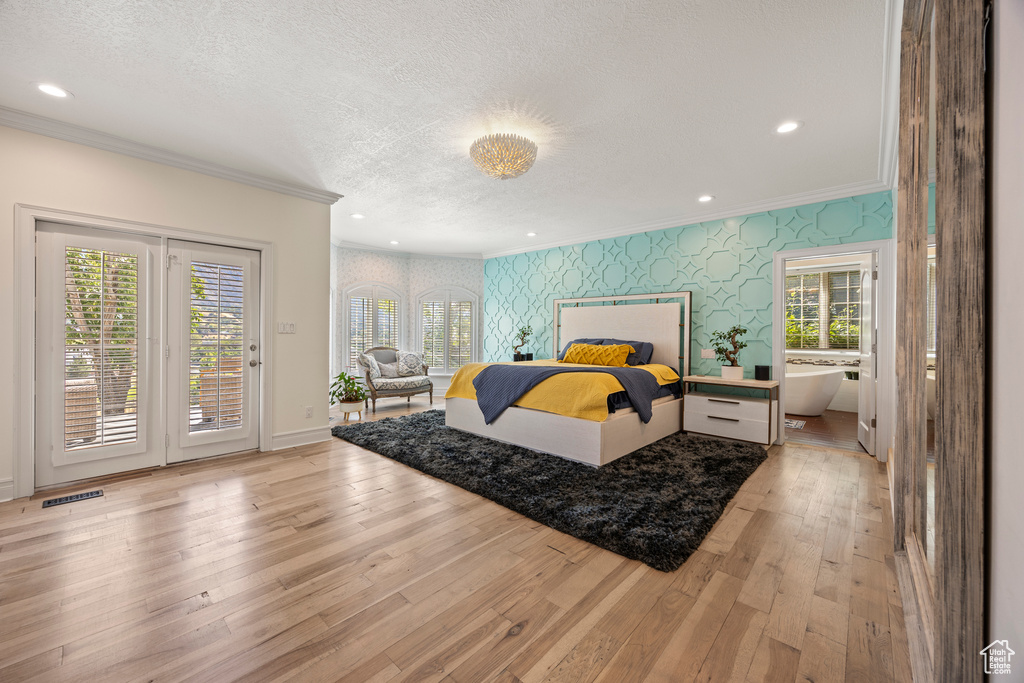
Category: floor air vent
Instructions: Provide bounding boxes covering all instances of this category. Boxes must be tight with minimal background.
[42,490,103,508]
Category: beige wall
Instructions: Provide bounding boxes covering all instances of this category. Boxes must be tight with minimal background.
[989,0,1024,653]
[0,125,332,496]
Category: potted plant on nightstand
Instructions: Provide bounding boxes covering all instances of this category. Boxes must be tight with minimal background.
[711,325,748,380]
[329,370,369,421]
[512,324,533,362]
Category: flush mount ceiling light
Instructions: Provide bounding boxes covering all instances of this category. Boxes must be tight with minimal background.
[698,195,715,203]
[37,83,72,98]
[470,134,537,180]
[350,213,365,219]
[776,121,802,134]
[389,240,399,245]
[526,232,537,237]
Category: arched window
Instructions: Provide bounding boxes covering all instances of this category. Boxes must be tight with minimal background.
[417,287,477,374]
[344,283,402,371]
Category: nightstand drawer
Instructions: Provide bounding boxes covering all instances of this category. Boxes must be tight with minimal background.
[684,392,770,421]
[683,411,770,444]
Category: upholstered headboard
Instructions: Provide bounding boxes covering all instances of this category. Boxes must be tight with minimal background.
[553,293,691,375]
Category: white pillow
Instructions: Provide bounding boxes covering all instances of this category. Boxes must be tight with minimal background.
[358,352,381,379]
[379,362,401,378]
[397,351,423,376]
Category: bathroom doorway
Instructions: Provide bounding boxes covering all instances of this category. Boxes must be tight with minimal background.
[771,240,894,460]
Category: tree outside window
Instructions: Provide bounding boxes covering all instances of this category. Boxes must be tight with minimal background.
[785,270,862,350]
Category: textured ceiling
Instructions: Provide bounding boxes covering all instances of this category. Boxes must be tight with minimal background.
[0,0,890,257]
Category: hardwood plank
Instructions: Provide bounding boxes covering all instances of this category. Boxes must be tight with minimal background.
[763,538,822,650]
[646,571,745,682]
[845,616,894,683]
[693,600,768,683]
[795,630,847,683]
[743,634,801,683]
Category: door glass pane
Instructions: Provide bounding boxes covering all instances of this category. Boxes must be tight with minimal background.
[64,247,139,450]
[189,261,245,432]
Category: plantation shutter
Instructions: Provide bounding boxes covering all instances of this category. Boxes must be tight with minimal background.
[348,294,373,369]
[448,300,473,370]
[189,261,245,433]
[64,246,140,449]
[376,297,398,349]
[347,285,401,370]
[421,300,445,368]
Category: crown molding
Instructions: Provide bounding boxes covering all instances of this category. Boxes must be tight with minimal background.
[877,0,903,189]
[0,106,343,205]
[332,240,483,260]
[479,178,891,259]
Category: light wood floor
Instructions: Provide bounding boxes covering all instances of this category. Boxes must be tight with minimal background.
[0,398,911,682]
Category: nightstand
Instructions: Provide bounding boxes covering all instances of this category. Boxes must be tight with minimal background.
[682,375,779,445]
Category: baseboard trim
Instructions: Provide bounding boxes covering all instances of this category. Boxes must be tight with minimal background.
[271,426,331,450]
[0,478,14,503]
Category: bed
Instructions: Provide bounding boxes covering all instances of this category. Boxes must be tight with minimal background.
[445,293,692,466]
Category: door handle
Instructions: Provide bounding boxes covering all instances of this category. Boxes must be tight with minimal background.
[249,360,258,367]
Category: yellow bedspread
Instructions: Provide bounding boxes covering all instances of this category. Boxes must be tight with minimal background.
[445,359,680,422]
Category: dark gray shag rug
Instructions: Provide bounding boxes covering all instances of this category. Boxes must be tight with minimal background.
[332,410,767,571]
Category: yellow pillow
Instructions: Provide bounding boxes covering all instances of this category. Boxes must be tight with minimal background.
[559,343,634,367]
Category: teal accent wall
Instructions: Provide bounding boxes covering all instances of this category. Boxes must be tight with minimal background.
[483,191,893,376]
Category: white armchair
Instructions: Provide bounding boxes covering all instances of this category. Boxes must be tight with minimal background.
[357,346,433,413]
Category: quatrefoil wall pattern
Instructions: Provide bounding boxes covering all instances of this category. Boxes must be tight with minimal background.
[483,191,893,375]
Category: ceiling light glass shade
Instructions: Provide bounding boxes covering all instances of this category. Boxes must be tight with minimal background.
[38,83,70,97]
[470,134,537,180]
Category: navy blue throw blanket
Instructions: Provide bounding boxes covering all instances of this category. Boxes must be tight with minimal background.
[472,364,663,424]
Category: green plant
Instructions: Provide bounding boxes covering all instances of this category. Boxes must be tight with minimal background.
[710,325,748,366]
[329,371,368,405]
[512,324,533,354]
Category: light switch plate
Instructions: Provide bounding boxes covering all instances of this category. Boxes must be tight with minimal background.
[700,348,715,359]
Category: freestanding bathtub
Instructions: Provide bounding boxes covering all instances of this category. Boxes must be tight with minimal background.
[785,367,847,416]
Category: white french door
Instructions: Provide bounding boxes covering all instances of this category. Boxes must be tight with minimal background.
[858,253,878,455]
[35,225,262,487]
[166,241,260,463]
[35,225,163,487]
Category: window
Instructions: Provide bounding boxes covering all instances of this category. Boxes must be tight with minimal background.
[64,246,140,449]
[785,269,862,350]
[419,288,476,373]
[345,284,401,370]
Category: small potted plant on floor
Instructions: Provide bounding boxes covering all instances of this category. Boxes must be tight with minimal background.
[711,324,748,380]
[329,370,369,421]
[512,324,533,362]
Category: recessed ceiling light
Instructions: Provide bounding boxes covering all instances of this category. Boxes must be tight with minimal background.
[350,213,365,219]
[390,240,399,245]
[776,121,802,134]
[698,195,715,203]
[37,83,72,98]
[526,232,537,237]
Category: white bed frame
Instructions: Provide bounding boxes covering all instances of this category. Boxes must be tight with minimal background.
[445,292,692,466]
